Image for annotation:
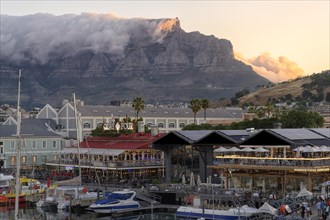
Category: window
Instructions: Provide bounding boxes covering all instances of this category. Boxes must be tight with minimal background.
[42,141,47,149]
[158,123,164,128]
[52,141,57,148]
[0,147,3,154]
[83,122,91,128]
[10,156,16,166]
[32,141,36,149]
[179,123,186,128]
[32,156,37,164]
[168,123,175,128]
[10,141,15,150]
[21,156,27,164]
[53,155,57,160]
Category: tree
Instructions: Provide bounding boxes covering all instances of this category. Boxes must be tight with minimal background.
[132,97,144,131]
[281,109,324,128]
[189,99,202,124]
[201,99,210,121]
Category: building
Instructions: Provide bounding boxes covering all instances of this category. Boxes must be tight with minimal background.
[0,118,63,169]
[36,99,248,139]
[43,133,165,184]
[152,128,330,194]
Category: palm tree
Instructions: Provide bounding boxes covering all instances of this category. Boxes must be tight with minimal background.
[189,99,202,124]
[132,97,144,131]
[201,99,210,121]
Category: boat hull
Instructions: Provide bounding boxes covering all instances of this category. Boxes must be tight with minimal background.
[176,206,253,220]
[90,203,141,214]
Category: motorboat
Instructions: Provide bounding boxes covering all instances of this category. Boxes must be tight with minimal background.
[89,189,141,214]
[176,205,259,220]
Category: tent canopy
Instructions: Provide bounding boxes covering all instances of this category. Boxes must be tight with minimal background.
[258,202,278,215]
[296,187,313,199]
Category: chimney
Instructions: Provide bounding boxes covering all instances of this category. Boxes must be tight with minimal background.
[273,123,282,129]
[138,121,144,133]
[150,124,159,136]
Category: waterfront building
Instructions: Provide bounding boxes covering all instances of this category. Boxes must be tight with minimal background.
[0,118,63,169]
[36,99,248,139]
[44,133,165,184]
[152,128,330,194]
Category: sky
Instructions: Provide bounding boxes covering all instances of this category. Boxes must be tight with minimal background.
[1,0,329,82]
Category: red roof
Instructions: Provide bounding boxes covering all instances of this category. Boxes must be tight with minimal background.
[79,133,165,150]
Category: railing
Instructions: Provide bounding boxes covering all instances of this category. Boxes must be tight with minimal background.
[45,158,164,168]
[213,156,330,168]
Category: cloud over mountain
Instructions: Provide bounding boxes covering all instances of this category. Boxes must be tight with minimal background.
[235,52,305,83]
[0,13,178,64]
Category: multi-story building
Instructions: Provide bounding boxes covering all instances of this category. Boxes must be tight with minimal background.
[36,99,248,139]
[0,117,63,169]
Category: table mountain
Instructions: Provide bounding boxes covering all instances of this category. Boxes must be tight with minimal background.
[0,16,269,107]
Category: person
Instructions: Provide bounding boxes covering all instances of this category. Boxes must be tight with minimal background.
[322,204,329,220]
[306,205,311,220]
[301,204,306,219]
[317,201,322,216]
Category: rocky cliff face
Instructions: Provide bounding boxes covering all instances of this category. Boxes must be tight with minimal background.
[0,17,269,107]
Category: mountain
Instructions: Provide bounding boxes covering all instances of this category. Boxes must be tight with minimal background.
[0,15,269,108]
[237,70,330,106]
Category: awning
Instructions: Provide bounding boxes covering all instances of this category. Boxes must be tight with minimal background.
[60,148,125,156]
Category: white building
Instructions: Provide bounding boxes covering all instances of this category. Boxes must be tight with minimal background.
[36,99,248,139]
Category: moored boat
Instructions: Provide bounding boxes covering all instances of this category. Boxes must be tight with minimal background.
[0,174,44,205]
[89,189,141,214]
[176,205,259,220]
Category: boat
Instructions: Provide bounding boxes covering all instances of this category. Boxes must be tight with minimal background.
[0,174,24,204]
[0,174,46,205]
[89,189,141,214]
[176,205,259,220]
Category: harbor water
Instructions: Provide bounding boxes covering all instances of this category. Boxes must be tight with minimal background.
[0,204,177,220]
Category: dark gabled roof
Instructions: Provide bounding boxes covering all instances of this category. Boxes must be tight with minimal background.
[152,131,193,146]
[239,129,293,146]
[0,118,60,138]
[240,128,330,147]
[216,130,251,142]
[195,131,237,145]
[309,128,330,138]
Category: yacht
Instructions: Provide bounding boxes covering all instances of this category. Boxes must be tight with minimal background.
[89,189,141,214]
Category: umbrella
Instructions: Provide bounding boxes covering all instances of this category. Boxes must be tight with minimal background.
[228,147,241,152]
[254,147,269,152]
[321,180,330,186]
[182,174,186,185]
[190,172,195,187]
[214,147,230,153]
[240,147,255,152]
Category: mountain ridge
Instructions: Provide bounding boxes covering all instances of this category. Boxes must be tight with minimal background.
[0,15,269,108]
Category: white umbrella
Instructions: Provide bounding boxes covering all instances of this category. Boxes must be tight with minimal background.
[214,147,230,153]
[321,180,330,186]
[190,172,195,187]
[254,147,269,152]
[182,174,186,185]
[228,147,241,152]
[240,147,255,152]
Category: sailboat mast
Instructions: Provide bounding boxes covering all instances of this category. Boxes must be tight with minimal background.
[14,69,22,220]
[73,93,81,186]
